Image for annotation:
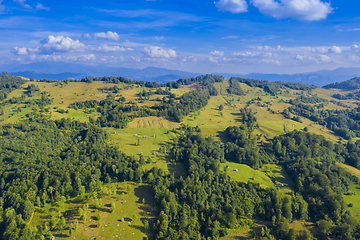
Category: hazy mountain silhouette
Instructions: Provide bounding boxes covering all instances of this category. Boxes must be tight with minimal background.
[2,62,360,86]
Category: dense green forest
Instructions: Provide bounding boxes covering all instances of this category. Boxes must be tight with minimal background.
[150,125,360,239]
[70,89,209,126]
[229,78,316,96]
[227,78,244,96]
[323,77,360,90]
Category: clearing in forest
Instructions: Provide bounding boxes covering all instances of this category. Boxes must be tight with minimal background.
[30,183,154,240]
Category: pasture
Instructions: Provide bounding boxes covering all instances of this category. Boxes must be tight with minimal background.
[30,183,154,240]
[220,162,295,194]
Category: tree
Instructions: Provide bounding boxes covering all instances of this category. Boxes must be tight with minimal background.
[219,105,224,111]
[110,202,116,213]
[74,220,79,231]
[78,208,83,217]
[317,219,333,237]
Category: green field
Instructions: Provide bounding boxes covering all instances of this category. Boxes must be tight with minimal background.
[31,183,154,240]
[220,162,295,194]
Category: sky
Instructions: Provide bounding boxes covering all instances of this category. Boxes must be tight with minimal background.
[0,0,360,74]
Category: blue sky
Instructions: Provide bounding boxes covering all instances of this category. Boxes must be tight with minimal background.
[1,0,360,74]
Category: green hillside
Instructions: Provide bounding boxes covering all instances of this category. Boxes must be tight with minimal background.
[1,74,360,239]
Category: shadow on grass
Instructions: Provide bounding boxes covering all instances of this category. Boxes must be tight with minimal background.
[230,224,264,239]
[118,217,132,222]
[53,233,69,238]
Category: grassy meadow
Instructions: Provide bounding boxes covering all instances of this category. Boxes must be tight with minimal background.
[30,183,154,240]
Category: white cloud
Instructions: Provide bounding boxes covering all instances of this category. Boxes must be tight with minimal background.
[349,54,360,62]
[233,51,252,57]
[96,44,132,52]
[14,0,31,9]
[81,54,96,61]
[295,55,304,60]
[37,35,86,54]
[351,45,359,52]
[143,46,176,58]
[311,47,327,53]
[251,0,333,21]
[329,46,341,54]
[28,53,96,62]
[94,31,120,41]
[256,45,283,52]
[11,46,28,55]
[294,54,316,62]
[35,3,50,11]
[311,46,341,54]
[215,0,248,13]
[317,54,331,62]
[210,51,224,57]
[84,33,91,39]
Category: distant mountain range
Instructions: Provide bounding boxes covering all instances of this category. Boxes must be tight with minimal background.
[1,61,360,86]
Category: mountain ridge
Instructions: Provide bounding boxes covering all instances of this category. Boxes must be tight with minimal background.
[2,62,360,86]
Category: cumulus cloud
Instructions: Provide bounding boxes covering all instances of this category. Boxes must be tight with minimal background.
[14,0,31,9]
[351,45,359,52]
[317,54,331,62]
[256,45,283,52]
[311,46,341,54]
[37,35,86,54]
[251,0,333,21]
[210,51,224,57]
[94,31,120,41]
[143,46,176,58]
[11,46,28,55]
[96,44,133,52]
[329,46,342,54]
[215,0,248,13]
[349,54,360,62]
[81,54,96,61]
[35,3,50,11]
[311,47,327,53]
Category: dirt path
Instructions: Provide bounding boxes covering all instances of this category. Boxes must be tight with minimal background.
[28,209,35,224]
